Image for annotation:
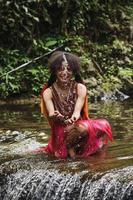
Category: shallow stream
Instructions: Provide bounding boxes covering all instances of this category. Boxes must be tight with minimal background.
[0,99,132,199]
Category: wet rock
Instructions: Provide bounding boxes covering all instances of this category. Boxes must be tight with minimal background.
[99,89,129,101]
[121,77,133,96]
[38,132,46,136]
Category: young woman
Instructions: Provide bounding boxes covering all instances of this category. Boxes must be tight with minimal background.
[39,51,113,158]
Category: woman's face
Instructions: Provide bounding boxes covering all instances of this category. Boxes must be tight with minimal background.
[56,61,73,84]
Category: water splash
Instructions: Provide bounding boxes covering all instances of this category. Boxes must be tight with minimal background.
[1,169,81,200]
[79,167,133,200]
[0,165,133,200]
[0,130,48,159]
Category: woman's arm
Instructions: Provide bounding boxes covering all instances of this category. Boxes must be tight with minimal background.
[72,83,87,118]
[43,88,64,121]
[43,88,55,117]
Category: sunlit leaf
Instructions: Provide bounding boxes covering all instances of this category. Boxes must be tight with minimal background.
[45,40,57,47]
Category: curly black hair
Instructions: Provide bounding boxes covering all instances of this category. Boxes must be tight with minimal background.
[47,51,83,86]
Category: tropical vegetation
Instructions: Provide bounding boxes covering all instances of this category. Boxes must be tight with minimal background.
[0,0,133,100]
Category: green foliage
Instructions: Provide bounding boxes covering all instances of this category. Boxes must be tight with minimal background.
[90,39,133,75]
[0,36,67,98]
[0,48,49,98]
[0,0,52,49]
[0,0,133,98]
[119,68,133,78]
[1,0,133,49]
[67,35,133,93]
[102,75,122,92]
[26,65,50,94]
[32,35,68,55]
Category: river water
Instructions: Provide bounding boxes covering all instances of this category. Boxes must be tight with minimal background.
[0,99,133,199]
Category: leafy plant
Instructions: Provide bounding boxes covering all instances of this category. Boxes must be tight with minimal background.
[0,0,133,98]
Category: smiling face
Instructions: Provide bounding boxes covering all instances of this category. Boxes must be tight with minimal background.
[56,61,73,84]
[48,51,82,86]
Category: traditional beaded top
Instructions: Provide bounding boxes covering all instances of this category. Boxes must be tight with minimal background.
[51,81,78,120]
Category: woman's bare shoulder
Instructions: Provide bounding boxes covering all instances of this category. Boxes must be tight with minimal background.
[77,83,87,96]
[77,83,87,91]
[43,87,52,98]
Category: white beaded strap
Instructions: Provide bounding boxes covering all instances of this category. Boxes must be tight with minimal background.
[62,53,68,64]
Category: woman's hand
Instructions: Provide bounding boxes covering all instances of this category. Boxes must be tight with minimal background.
[64,112,80,125]
[49,110,65,123]
[54,110,64,121]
